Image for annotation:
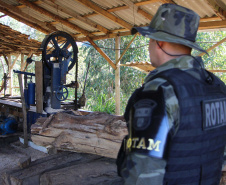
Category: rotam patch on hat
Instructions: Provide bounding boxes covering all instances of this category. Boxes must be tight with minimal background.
[131,3,207,54]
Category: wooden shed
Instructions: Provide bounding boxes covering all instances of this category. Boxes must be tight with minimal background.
[1,0,226,115]
[0,1,226,184]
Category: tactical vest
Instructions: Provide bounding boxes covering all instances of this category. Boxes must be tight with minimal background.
[125,68,226,185]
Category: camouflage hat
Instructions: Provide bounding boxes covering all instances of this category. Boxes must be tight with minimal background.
[131,3,207,54]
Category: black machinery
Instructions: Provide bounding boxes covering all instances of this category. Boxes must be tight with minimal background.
[12,31,84,114]
[1,31,82,135]
[40,31,80,113]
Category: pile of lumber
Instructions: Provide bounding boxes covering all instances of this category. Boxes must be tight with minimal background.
[2,152,123,185]
[31,111,128,159]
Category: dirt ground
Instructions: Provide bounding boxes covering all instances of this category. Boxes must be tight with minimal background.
[0,140,48,184]
[1,139,225,185]
[0,138,123,185]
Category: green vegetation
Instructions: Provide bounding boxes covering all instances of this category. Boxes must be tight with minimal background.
[76,36,148,114]
[1,16,226,115]
[196,32,226,82]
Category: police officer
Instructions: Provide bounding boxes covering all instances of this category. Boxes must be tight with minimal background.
[117,3,226,185]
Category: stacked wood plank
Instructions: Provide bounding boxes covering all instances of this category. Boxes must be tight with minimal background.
[2,151,123,185]
[31,111,128,159]
[30,110,226,184]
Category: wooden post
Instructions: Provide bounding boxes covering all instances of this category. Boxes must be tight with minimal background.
[35,61,43,113]
[21,54,25,71]
[18,73,28,147]
[10,53,21,96]
[20,54,25,89]
[115,36,120,115]
[8,55,13,96]
[0,57,6,96]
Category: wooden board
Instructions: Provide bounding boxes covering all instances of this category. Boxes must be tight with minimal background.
[2,151,123,185]
[0,99,36,112]
[35,61,43,114]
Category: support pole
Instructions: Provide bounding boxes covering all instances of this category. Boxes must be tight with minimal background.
[20,54,25,89]
[35,61,43,114]
[115,36,120,115]
[21,54,25,71]
[18,73,28,147]
[86,36,116,70]
[199,36,226,57]
[116,33,138,65]
[8,55,12,96]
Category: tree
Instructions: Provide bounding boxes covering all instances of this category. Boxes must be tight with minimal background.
[1,15,226,114]
[196,31,226,82]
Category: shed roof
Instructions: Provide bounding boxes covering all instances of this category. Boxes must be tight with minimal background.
[0,0,226,43]
[0,23,42,55]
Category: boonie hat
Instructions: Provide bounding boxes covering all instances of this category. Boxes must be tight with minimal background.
[131,3,207,54]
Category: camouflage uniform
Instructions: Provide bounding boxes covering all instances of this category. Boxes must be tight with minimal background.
[120,55,205,185]
[117,3,226,185]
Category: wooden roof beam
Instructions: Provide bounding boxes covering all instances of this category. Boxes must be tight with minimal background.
[0,34,17,44]
[204,0,226,20]
[199,36,226,57]
[84,5,129,18]
[160,0,175,4]
[75,0,133,30]
[17,0,43,9]
[86,37,116,70]
[199,19,226,30]
[11,53,21,69]
[135,0,162,6]
[108,5,129,12]
[0,1,56,33]
[137,8,153,21]
[42,0,109,34]
[122,0,138,12]
[84,1,159,18]
[208,69,226,72]
[0,29,40,48]
[200,16,222,22]
[0,41,40,50]
[0,50,12,56]
[77,31,132,42]
[0,6,50,34]
[0,35,40,50]
[122,0,153,21]
[0,43,18,52]
[78,17,224,41]
[18,0,92,37]
[116,33,139,65]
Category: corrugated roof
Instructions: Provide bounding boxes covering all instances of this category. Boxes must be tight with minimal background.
[0,0,226,43]
[0,23,42,55]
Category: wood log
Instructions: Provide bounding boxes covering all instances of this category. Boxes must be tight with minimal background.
[2,152,123,185]
[31,111,128,159]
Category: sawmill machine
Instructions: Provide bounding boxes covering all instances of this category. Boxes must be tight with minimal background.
[39,31,80,113]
